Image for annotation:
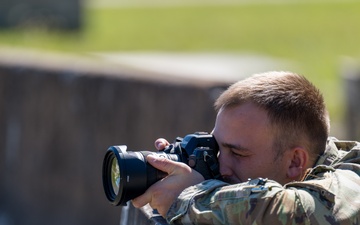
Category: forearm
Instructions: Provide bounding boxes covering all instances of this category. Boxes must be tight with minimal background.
[166,179,306,225]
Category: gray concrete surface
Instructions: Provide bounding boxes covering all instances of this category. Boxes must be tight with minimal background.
[94,52,293,84]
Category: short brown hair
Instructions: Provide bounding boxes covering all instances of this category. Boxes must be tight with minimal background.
[214,71,330,161]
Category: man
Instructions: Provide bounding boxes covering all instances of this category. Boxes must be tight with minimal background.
[132,71,360,224]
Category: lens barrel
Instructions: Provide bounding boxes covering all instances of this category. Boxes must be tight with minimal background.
[102,146,176,206]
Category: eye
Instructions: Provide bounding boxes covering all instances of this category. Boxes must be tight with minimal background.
[230,147,253,158]
[231,150,246,157]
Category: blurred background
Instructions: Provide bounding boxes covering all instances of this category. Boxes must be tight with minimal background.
[1,0,360,224]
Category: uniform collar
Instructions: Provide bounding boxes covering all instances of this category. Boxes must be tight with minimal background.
[314,137,341,166]
[314,137,358,167]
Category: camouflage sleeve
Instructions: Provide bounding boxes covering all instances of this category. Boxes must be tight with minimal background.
[165,178,309,225]
[166,167,360,225]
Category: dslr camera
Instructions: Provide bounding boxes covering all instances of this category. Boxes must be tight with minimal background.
[102,132,221,206]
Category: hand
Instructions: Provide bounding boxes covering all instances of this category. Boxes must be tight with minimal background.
[132,154,205,217]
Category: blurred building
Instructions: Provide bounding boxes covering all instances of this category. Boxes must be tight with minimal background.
[0,0,82,30]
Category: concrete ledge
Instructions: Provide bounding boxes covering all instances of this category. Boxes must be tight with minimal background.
[0,48,235,87]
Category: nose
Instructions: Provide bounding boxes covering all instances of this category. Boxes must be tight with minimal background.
[218,150,233,178]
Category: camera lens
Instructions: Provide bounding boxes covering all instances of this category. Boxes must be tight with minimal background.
[102,146,180,206]
[111,157,120,195]
[103,146,172,206]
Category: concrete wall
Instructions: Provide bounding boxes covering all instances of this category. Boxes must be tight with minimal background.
[0,50,227,225]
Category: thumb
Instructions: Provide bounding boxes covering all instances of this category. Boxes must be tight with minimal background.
[154,138,170,150]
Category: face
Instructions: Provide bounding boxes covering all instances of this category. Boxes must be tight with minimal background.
[213,102,289,184]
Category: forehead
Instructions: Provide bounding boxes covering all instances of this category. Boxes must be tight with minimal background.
[213,103,274,149]
[216,103,270,128]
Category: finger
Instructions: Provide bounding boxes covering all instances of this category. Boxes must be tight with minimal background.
[132,189,152,208]
[133,155,182,209]
[154,138,170,150]
[147,154,189,175]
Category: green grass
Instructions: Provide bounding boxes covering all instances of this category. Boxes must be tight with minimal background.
[1,2,360,130]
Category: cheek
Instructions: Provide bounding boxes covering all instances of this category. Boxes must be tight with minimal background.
[234,157,269,181]
[246,157,277,179]
[232,158,250,179]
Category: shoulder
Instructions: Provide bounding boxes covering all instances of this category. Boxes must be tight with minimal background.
[285,165,360,224]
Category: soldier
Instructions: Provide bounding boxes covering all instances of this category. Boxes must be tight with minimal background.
[132,71,360,224]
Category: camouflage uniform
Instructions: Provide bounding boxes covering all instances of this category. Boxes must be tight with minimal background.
[166,137,360,224]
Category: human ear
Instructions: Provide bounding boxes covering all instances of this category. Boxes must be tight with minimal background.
[286,147,309,180]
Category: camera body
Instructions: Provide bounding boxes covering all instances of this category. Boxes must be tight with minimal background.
[163,132,221,180]
[102,132,221,206]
